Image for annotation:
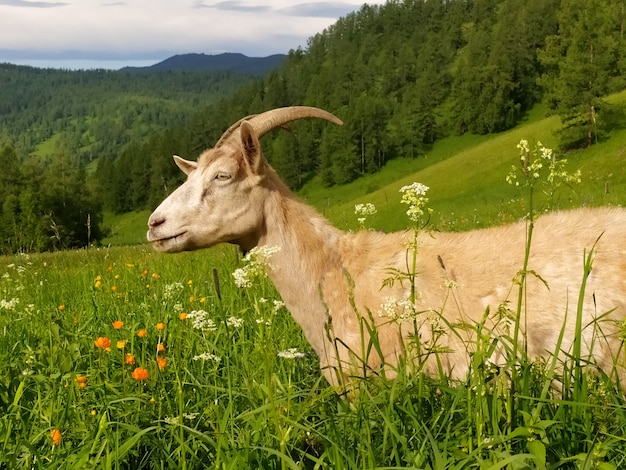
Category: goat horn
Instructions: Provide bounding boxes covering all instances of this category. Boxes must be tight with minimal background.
[215,106,343,148]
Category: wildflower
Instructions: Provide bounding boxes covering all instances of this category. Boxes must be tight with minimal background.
[57,305,65,311]
[0,298,19,310]
[94,336,111,350]
[156,322,166,331]
[187,310,217,332]
[137,329,148,338]
[232,245,281,288]
[131,367,150,381]
[278,348,306,360]
[91,409,97,416]
[157,342,166,352]
[94,280,102,288]
[111,286,117,292]
[273,300,285,313]
[189,295,196,302]
[399,182,431,223]
[193,352,221,362]
[50,429,62,446]
[187,279,193,286]
[354,202,377,227]
[163,282,183,300]
[112,320,124,330]
[378,297,416,322]
[157,357,167,370]
[116,340,127,349]
[125,353,136,365]
[226,316,244,328]
[152,272,160,279]
[179,312,188,321]
[75,375,87,388]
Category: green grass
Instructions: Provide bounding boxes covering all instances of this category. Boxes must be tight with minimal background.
[1,231,625,468]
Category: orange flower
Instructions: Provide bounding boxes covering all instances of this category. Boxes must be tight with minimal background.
[131,367,150,381]
[57,305,65,311]
[94,337,111,350]
[111,286,117,292]
[152,272,160,279]
[125,353,136,365]
[112,320,124,330]
[137,329,147,338]
[157,343,166,352]
[179,312,188,321]
[156,322,165,331]
[75,375,87,388]
[50,429,62,446]
[157,357,167,370]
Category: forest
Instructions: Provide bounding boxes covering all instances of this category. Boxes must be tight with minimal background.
[1,0,626,254]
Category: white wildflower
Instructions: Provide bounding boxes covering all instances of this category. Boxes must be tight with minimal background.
[226,316,244,328]
[378,296,416,322]
[256,318,272,326]
[163,282,184,300]
[232,245,281,288]
[278,348,306,360]
[273,300,285,313]
[355,202,377,228]
[193,352,221,362]
[399,182,431,223]
[187,310,217,332]
[0,298,19,311]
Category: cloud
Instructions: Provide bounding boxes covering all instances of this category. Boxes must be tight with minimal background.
[0,0,381,68]
[196,1,272,13]
[280,2,361,18]
[0,0,67,7]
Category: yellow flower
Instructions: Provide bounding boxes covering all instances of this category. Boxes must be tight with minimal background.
[94,337,111,350]
[131,367,150,381]
[187,279,193,286]
[116,340,127,349]
[50,429,62,446]
[189,295,196,302]
[94,280,102,288]
[137,329,147,338]
[57,305,65,311]
[112,320,124,330]
[111,285,117,292]
[156,322,166,331]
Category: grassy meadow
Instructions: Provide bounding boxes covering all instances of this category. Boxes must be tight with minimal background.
[3,102,626,468]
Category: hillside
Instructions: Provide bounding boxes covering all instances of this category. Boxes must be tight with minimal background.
[121,53,286,76]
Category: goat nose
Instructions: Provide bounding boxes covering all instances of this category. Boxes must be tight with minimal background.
[148,214,165,228]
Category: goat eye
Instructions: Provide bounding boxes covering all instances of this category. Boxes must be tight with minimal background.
[215,172,231,181]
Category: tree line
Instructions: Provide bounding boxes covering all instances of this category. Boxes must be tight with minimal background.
[2,0,626,253]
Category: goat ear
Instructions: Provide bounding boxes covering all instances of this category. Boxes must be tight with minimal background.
[173,155,197,175]
[240,121,263,174]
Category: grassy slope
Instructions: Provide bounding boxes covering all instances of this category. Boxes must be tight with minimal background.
[104,92,626,245]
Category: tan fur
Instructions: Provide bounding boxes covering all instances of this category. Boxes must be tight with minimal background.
[148,109,626,387]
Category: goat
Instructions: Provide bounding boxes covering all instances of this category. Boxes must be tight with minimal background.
[147,106,626,387]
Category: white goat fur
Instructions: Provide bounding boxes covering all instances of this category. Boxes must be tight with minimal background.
[147,106,626,386]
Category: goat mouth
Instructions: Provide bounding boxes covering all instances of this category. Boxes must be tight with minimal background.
[148,231,188,251]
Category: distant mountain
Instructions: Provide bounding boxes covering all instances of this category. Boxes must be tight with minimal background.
[121,52,286,76]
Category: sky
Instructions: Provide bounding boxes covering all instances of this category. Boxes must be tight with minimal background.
[0,0,380,70]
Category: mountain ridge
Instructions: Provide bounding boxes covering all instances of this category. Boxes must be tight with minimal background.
[120,52,286,76]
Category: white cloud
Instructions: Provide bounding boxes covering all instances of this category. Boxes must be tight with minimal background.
[0,0,378,67]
